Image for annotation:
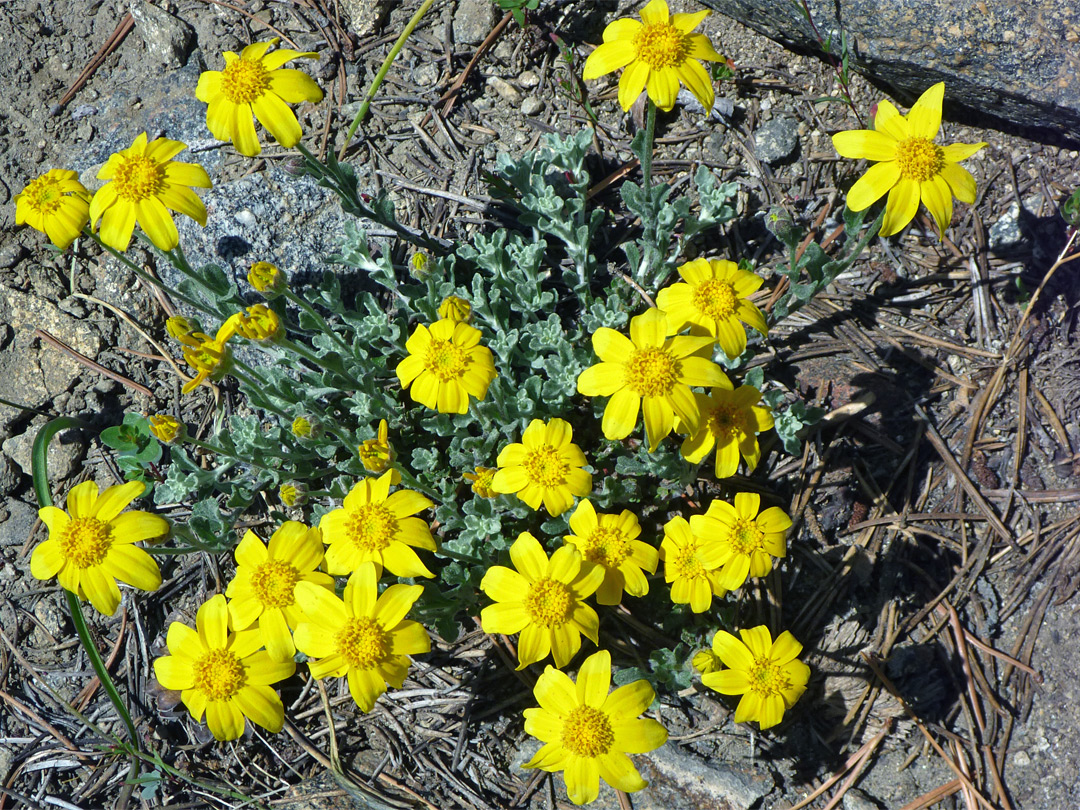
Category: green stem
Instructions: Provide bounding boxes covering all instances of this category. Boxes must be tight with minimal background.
[436,547,483,566]
[187,437,277,474]
[641,99,658,246]
[87,232,215,317]
[283,288,352,355]
[391,463,441,501]
[339,0,437,160]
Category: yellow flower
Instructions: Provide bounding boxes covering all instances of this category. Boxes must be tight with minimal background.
[397,320,497,414]
[358,419,393,474]
[153,594,295,740]
[90,132,211,251]
[577,308,727,451]
[234,303,282,342]
[148,414,186,445]
[196,38,324,157]
[279,482,307,507]
[582,0,724,112]
[480,532,604,670]
[319,471,437,578]
[31,480,167,616]
[492,418,592,516]
[658,516,725,613]
[691,648,722,674]
[14,169,91,249]
[294,562,430,712]
[564,499,658,605]
[523,650,668,805]
[438,295,472,323]
[680,384,773,478]
[691,493,790,590]
[181,316,242,394]
[701,626,810,730]
[166,315,204,346]
[463,466,498,498]
[290,415,320,439]
[248,260,287,297]
[656,258,767,359]
[832,82,987,237]
[409,251,431,278]
[225,522,335,663]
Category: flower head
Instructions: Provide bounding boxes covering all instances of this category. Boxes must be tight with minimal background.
[691,648,722,674]
[691,493,790,590]
[832,82,987,237]
[577,308,728,451]
[319,471,437,578]
[523,650,668,805]
[234,304,282,342]
[656,258,767,359]
[14,169,91,249]
[492,418,592,516]
[358,419,393,474]
[701,626,810,730]
[148,414,186,445]
[196,38,324,156]
[582,0,724,112]
[166,315,202,346]
[396,320,497,414]
[181,317,241,394]
[438,295,472,323]
[153,594,295,740]
[564,499,658,605]
[31,480,167,616]
[409,251,431,278]
[658,516,726,613]
[225,522,335,662]
[248,260,287,297]
[291,415,321,439]
[463,466,498,498]
[294,563,430,712]
[279,482,307,507]
[480,532,605,670]
[680,384,773,478]
[90,132,211,251]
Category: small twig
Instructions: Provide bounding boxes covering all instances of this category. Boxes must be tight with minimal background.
[34,329,154,398]
[55,14,134,111]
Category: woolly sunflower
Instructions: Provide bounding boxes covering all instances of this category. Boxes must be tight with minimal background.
[491,418,592,516]
[691,493,790,590]
[680,384,773,478]
[396,320,497,414]
[832,82,987,237]
[14,169,90,249]
[658,515,726,613]
[563,499,658,605]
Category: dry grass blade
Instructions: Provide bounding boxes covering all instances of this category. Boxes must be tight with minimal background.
[34,328,154,398]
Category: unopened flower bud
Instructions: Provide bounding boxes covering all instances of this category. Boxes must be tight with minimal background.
[438,295,471,324]
[248,261,288,298]
[279,482,308,507]
[291,415,322,439]
[148,414,186,445]
[234,304,282,343]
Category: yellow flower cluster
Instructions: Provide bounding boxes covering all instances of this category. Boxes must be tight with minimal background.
[150,470,437,739]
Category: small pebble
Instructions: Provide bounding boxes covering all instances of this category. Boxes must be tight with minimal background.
[486,76,522,105]
[521,97,544,116]
[518,70,540,88]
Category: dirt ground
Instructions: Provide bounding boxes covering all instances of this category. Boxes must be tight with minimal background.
[2,1,1080,809]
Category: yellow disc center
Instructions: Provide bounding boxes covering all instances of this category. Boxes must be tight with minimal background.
[672,545,703,579]
[749,657,792,698]
[336,616,391,669]
[250,558,301,608]
[113,155,164,202]
[25,175,65,214]
[424,339,469,382]
[560,705,615,758]
[625,346,680,398]
[693,279,739,320]
[524,577,574,627]
[193,648,247,701]
[729,518,765,555]
[633,22,689,70]
[221,57,270,105]
[895,137,945,183]
[707,403,740,440]
[59,517,114,569]
[345,503,398,552]
[581,525,632,568]
[522,444,568,487]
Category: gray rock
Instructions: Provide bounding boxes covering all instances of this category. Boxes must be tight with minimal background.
[988,194,1044,253]
[2,424,86,483]
[699,0,1080,141]
[338,0,388,38]
[844,787,884,810]
[453,0,496,45]
[0,452,21,497]
[521,97,544,116]
[638,744,775,809]
[130,0,196,69]
[0,241,25,269]
[754,115,800,164]
[0,499,38,547]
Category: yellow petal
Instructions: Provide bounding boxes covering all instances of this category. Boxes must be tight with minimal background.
[197,595,229,648]
[102,544,162,591]
[577,362,625,397]
[235,684,284,732]
[31,540,65,580]
[158,184,208,226]
[582,40,637,81]
[480,601,531,635]
[873,99,909,140]
[832,129,897,161]
[646,66,680,112]
[575,649,611,707]
[880,177,921,237]
[685,32,724,62]
[373,582,423,628]
[265,68,324,103]
[941,141,987,164]
[252,92,303,148]
[676,58,714,112]
[67,480,100,517]
[671,9,708,32]
[638,0,670,26]
[195,69,222,102]
[154,654,195,690]
[602,388,641,440]
[206,700,245,741]
[602,17,642,43]
[229,103,261,157]
[516,623,551,669]
[618,59,650,111]
[845,160,901,212]
[939,161,978,204]
[136,198,179,251]
[81,566,121,616]
[591,327,634,363]
[597,751,648,792]
[480,565,530,602]
[907,82,944,140]
[920,174,953,236]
